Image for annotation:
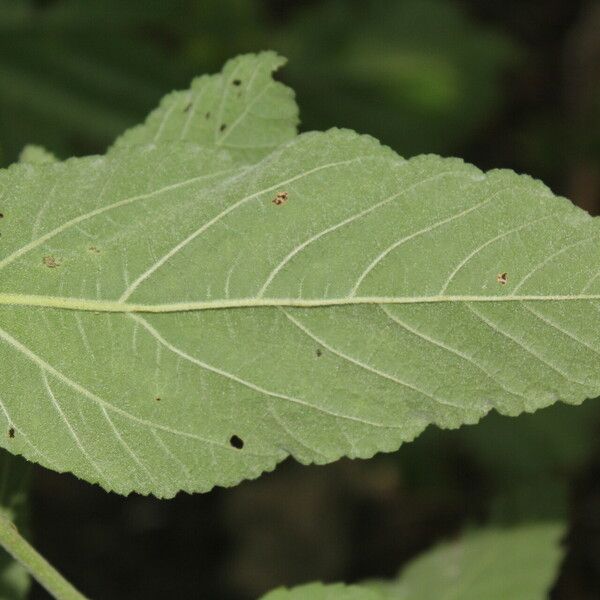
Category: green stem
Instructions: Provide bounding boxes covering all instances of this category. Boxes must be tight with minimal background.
[0,515,88,600]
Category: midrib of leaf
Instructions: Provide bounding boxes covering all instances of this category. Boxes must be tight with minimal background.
[1,293,600,313]
[1,135,599,310]
[116,156,368,302]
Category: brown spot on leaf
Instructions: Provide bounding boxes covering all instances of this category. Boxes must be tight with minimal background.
[0,213,4,218]
[8,428,14,439]
[88,246,100,254]
[316,348,322,357]
[205,112,211,119]
[220,123,227,132]
[272,191,288,206]
[155,397,161,402]
[233,79,241,86]
[496,272,508,285]
[230,435,244,449]
[43,256,60,268]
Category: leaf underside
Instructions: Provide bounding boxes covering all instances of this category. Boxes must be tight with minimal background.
[261,524,563,599]
[109,51,299,163]
[0,53,598,496]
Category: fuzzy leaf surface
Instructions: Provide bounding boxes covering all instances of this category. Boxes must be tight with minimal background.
[0,123,599,496]
[110,51,299,163]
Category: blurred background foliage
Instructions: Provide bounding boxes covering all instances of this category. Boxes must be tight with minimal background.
[0,0,519,161]
[0,0,599,598]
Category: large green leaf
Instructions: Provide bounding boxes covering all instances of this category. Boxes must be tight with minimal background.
[1,60,599,496]
[261,524,563,599]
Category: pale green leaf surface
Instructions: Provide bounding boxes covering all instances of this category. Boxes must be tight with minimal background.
[0,145,52,599]
[261,524,563,600]
[1,122,600,496]
[110,52,299,163]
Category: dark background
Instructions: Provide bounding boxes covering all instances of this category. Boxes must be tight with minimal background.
[0,0,599,598]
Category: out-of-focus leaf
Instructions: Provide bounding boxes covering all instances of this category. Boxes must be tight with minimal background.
[262,524,563,599]
[274,0,517,155]
[400,399,600,521]
[373,524,563,599]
